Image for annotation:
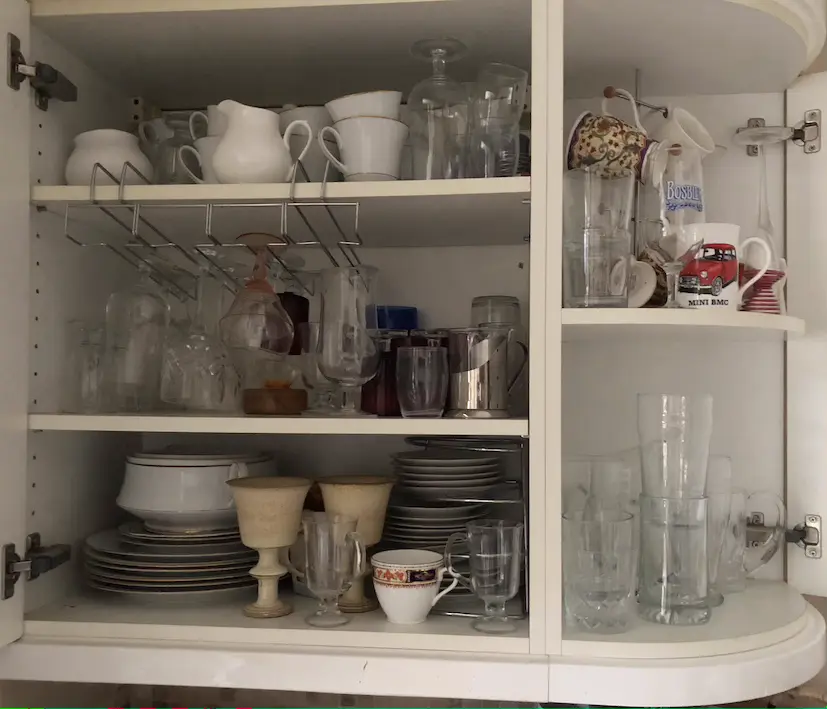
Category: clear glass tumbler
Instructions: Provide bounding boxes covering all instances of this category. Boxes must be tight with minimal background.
[563,168,635,308]
[295,513,365,628]
[444,520,523,635]
[637,393,713,498]
[563,509,636,634]
[638,495,710,626]
[318,266,381,417]
[395,346,448,417]
[63,321,105,413]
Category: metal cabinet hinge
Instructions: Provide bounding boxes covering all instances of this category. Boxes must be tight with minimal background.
[7,33,77,111]
[736,111,821,156]
[748,513,821,559]
[2,533,71,600]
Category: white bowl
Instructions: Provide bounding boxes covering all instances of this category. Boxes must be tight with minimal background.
[116,452,276,526]
[119,507,241,533]
[325,91,402,122]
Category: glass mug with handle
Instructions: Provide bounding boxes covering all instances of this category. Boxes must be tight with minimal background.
[439,520,524,635]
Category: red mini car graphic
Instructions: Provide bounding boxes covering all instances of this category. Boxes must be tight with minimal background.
[678,243,738,297]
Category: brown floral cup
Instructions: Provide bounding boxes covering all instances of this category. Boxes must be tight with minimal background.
[567,111,662,184]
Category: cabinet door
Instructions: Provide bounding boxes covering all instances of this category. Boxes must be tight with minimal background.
[0,0,31,648]
[787,70,827,596]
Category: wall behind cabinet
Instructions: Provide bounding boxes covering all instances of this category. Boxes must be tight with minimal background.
[561,93,786,580]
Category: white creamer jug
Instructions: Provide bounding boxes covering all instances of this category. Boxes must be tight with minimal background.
[212,100,312,184]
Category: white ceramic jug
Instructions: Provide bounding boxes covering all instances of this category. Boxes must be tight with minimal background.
[211,100,312,184]
[65,129,153,186]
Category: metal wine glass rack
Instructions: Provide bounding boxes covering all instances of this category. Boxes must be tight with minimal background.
[49,159,365,299]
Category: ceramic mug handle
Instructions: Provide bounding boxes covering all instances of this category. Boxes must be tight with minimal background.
[137,120,158,145]
[737,236,772,300]
[318,126,348,175]
[431,567,458,605]
[433,531,471,604]
[189,111,209,141]
[283,119,313,180]
[601,87,646,132]
[178,145,204,184]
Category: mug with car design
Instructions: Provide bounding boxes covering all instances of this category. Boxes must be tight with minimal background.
[675,223,771,310]
[371,549,457,624]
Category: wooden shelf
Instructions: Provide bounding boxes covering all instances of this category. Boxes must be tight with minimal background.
[562,309,805,341]
[31,178,531,249]
[27,413,529,437]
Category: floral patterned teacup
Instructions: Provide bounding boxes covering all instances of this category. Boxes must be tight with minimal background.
[372,549,456,624]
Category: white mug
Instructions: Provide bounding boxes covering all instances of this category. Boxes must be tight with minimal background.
[189,104,230,140]
[178,136,221,184]
[652,106,715,156]
[372,549,457,625]
[675,223,771,310]
[319,117,408,182]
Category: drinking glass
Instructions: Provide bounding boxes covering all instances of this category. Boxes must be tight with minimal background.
[103,264,170,412]
[638,495,711,626]
[361,330,409,416]
[63,321,105,413]
[444,520,524,634]
[562,456,637,518]
[161,269,240,412]
[563,168,635,308]
[717,489,785,594]
[396,346,448,417]
[298,322,338,416]
[318,266,381,417]
[705,455,733,606]
[292,513,365,628]
[637,393,713,498]
[466,62,528,178]
[563,509,636,634]
[407,38,470,180]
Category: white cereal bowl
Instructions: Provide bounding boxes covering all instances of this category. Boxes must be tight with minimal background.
[117,452,276,532]
[325,90,402,123]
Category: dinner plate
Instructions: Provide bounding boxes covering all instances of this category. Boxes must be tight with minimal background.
[86,571,254,591]
[400,485,500,499]
[392,450,499,467]
[119,521,240,543]
[387,503,488,519]
[399,476,502,488]
[85,557,253,576]
[84,547,255,570]
[395,464,502,476]
[384,519,469,529]
[87,529,251,560]
[87,578,256,601]
[85,563,251,585]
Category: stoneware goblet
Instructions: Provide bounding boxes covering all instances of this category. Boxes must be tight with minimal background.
[228,476,312,618]
[319,475,394,612]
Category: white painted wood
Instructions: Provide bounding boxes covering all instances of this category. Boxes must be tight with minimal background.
[563,581,807,659]
[0,638,549,703]
[563,309,804,341]
[24,593,528,653]
[565,0,823,97]
[549,605,826,707]
[28,413,529,436]
[30,0,531,109]
[786,70,827,597]
[0,0,33,650]
[31,179,530,250]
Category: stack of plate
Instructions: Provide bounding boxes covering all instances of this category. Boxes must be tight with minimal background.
[382,502,489,550]
[83,523,256,602]
[392,449,504,500]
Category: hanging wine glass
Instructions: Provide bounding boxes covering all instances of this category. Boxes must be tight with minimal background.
[317,266,380,417]
[407,38,470,180]
[103,262,170,412]
[161,266,240,412]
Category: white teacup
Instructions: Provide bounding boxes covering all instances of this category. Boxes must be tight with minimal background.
[319,117,408,182]
[674,222,771,310]
[325,90,402,123]
[178,136,221,184]
[189,104,230,140]
[372,549,457,625]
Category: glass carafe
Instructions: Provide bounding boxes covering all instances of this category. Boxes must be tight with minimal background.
[406,38,470,180]
[103,264,170,412]
[317,266,380,417]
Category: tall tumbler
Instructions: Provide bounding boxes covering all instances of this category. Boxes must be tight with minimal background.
[638,496,711,626]
[563,509,636,634]
[705,455,734,607]
[637,393,713,498]
[563,168,636,308]
[396,346,449,417]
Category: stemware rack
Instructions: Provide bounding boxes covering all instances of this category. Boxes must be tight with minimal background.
[402,436,528,620]
[44,159,366,299]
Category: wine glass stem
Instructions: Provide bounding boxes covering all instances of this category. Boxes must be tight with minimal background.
[341,385,360,413]
[431,50,447,78]
[485,601,507,619]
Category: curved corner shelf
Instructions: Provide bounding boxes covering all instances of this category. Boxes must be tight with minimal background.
[562,308,805,341]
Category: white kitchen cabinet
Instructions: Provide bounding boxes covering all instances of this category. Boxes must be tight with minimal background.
[0,0,823,706]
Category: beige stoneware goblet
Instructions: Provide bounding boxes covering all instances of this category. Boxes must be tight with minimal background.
[319,475,394,612]
[228,476,312,618]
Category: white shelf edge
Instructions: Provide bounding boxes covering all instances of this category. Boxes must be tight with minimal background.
[27,413,529,436]
[31,0,456,17]
[562,309,805,336]
[30,177,530,206]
